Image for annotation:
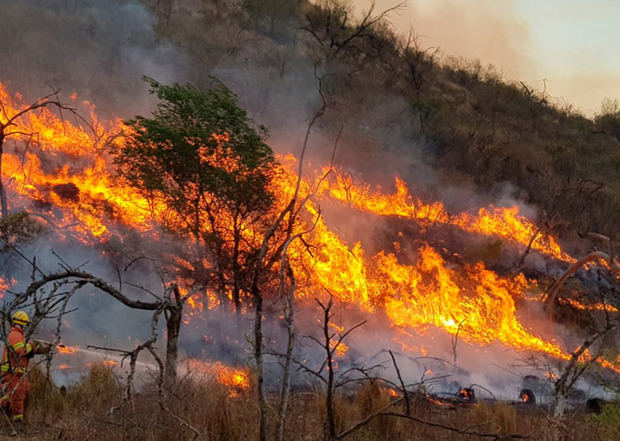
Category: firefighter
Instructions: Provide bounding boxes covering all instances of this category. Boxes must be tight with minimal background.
[0,310,50,434]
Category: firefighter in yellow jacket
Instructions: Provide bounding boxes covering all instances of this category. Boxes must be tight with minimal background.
[0,311,49,427]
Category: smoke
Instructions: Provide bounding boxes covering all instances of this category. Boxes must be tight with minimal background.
[0,0,188,118]
[352,0,535,79]
[354,0,620,116]
[0,0,614,399]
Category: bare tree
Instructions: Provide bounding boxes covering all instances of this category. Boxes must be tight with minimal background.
[552,323,616,418]
[250,69,331,441]
[4,250,192,384]
[302,0,405,63]
[0,88,86,218]
[546,232,619,310]
[269,296,526,441]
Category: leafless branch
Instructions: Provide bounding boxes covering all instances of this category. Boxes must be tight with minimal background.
[389,350,410,415]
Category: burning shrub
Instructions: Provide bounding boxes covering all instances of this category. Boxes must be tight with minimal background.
[115,77,277,312]
[51,182,80,202]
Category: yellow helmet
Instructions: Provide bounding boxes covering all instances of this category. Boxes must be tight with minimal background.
[12,311,29,327]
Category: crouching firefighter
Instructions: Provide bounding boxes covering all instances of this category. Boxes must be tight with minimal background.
[0,311,50,432]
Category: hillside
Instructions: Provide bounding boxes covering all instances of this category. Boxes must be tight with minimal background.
[0,1,619,440]
[143,0,620,239]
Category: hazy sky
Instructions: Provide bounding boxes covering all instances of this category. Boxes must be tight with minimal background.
[354,0,620,116]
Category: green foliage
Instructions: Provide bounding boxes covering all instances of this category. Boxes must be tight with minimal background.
[591,404,620,441]
[0,211,44,249]
[115,77,277,307]
[119,77,274,219]
[116,76,276,236]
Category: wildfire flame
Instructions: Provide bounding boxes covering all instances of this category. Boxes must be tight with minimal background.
[186,359,250,397]
[1,81,618,374]
[0,277,11,299]
[56,345,78,354]
[558,298,618,313]
[317,171,575,263]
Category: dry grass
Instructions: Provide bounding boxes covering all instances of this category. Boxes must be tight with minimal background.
[0,364,613,440]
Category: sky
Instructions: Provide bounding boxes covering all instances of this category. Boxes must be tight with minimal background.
[353,0,620,116]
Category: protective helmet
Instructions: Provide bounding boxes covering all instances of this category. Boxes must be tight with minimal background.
[12,310,29,327]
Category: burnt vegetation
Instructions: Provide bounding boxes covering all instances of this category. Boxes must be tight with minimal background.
[0,0,620,440]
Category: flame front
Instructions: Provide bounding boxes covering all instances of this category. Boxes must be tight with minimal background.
[318,171,575,263]
[1,81,617,373]
[56,345,79,354]
[186,359,250,396]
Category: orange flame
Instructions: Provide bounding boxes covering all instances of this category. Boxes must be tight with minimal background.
[317,170,575,263]
[186,359,250,397]
[1,81,618,375]
[559,298,618,313]
[56,345,78,354]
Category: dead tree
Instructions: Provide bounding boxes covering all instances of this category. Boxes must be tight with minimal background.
[274,81,343,441]
[301,0,405,62]
[399,29,439,93]
[88,298,201,439]
[552,323,616,418]
[0,269,81,364]
[546,232,619,310]
[272,296,525,441]
[273,295,372,441]
[250,71,330,441]
[3,250,191,384]
[0,88,84,218]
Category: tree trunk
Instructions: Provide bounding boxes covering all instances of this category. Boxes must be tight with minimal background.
[553,394,567,419]
[232,226,241,314]
[0,139,8,218]
[253,287,267,441]
[165,305,182,384]
[276,267,295,441]
[323,302,336,441]
[546,251,613,309]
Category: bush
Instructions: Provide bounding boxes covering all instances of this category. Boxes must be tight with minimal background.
[0,211,43,249]
[66,363,121,409]
[26,364,65,423]
[591,404,620,441]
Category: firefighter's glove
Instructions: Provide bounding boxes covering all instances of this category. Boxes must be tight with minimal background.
[33,342,52,355]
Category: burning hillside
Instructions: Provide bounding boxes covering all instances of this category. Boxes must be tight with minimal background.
[1,79,617,377]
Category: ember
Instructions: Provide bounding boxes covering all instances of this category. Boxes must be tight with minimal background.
[456,387,476,403]
[185,359,250,397]
[519,389,536,405]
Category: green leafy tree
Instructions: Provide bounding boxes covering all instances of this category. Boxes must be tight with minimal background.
[114,77,276,312]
